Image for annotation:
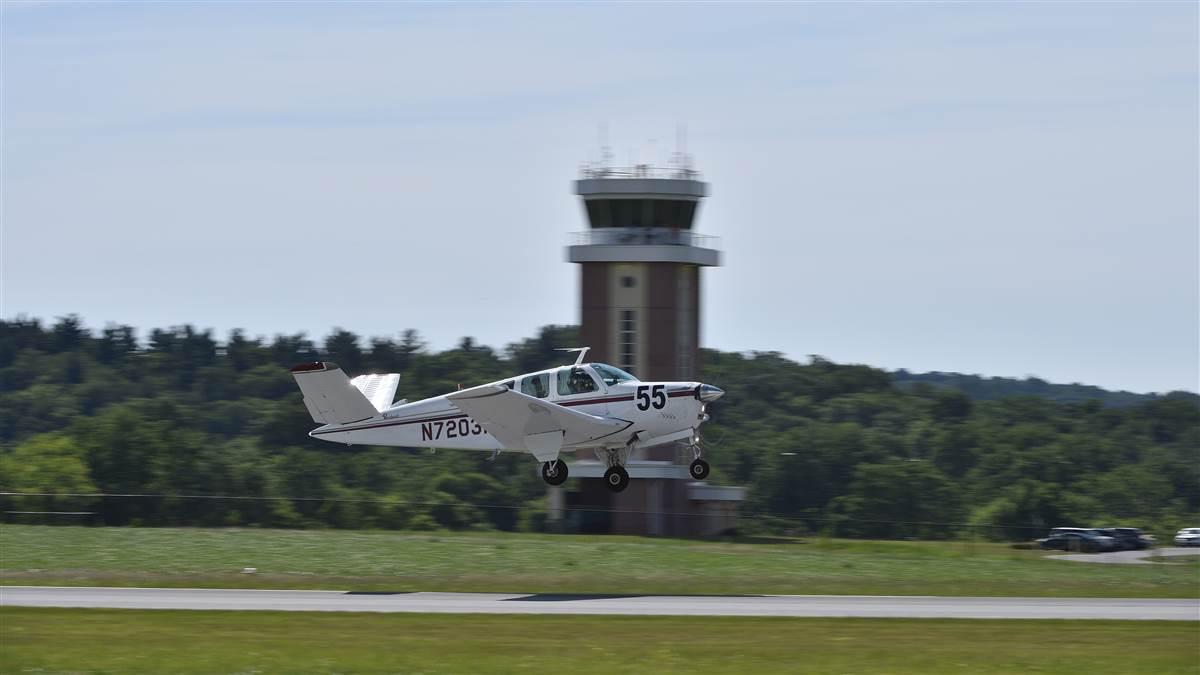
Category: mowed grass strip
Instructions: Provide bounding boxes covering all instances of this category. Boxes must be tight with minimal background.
[2,608,1198,675]
[2,525,1198,598]
[1148,555,1200,565]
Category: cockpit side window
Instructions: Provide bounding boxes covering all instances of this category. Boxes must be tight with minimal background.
[520,373,549,398]
[557,367,599,396]
[592,363,638,386]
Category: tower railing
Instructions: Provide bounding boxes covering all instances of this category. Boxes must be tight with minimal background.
[568,228,720,249]
[580,164,702,180]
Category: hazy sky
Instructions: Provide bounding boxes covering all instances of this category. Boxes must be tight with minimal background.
[3,2,1197,393]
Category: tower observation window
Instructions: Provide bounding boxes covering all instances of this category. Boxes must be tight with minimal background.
[586,200,612,228]
[585,199,697,229]
[652,200,696,228]
[619,310,636,375]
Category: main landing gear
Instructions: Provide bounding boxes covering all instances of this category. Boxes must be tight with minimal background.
[541,459,568,486]
[596,444,634,493]
[603,465,630,492]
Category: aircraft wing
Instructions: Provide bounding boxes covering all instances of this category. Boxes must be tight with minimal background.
[446,385,630,461]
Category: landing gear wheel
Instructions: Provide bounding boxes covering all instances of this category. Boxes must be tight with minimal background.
[689,459,710,480]
[541,459,568,486]
[603,466,630,493]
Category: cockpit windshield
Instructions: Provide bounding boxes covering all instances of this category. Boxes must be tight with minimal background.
[592,363,638,386]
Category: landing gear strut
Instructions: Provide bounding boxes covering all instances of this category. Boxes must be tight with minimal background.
[689,435,710,480]
[541,459,568,486]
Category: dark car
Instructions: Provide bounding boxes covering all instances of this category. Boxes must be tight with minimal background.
[1048,527,1097,536]
[1096,527,1154,551]
[1037,531,1117,553]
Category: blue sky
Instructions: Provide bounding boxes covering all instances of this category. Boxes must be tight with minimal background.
[2,1,1197,393]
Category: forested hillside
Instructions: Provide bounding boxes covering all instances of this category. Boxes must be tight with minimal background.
[2,316,1197,540]
[891,370,1197,408]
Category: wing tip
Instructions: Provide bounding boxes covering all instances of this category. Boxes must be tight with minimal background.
[447,383,508,400]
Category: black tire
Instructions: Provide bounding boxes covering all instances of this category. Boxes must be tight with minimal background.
[689,459,710,480]
[541,459,568,486]
[603,466,630,493]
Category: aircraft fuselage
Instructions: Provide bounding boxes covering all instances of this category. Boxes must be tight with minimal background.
[310,372,707,453]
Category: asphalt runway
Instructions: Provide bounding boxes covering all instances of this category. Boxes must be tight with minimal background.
[1054,546,1198,564]
[3,587,1196,620]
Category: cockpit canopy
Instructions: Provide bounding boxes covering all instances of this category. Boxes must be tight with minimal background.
[507,363,639,400]
[590,363,638,386]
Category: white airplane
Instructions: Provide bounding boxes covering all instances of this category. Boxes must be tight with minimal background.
[290,348,724,492]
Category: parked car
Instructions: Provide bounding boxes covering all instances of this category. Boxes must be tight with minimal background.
[1037,531,1117,553]
[1095,527,1155,550]
[1049,527,1098,536]
[1174,528,1200,547]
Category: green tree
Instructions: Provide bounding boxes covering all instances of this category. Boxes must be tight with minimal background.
[831,459,963,539]
[0,433,98,518]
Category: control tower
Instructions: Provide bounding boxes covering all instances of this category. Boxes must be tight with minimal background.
[566,159,721,381]
[555,154,742,537]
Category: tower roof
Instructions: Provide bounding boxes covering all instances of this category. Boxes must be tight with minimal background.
[576,165,707,199]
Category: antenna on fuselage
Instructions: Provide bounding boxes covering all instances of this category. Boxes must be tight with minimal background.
[556,347,590,366]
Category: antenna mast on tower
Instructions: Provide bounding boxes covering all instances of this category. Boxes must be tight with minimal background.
[599,122,613,172]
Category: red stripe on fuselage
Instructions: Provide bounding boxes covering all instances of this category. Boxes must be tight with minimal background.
[558,394,633,407]
[311,412,467,436]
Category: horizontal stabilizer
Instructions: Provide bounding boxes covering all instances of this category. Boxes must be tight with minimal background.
[290,362,380,426]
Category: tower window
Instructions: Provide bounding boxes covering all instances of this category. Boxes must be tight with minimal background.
[621,276,636,288]
[619,309,636,375]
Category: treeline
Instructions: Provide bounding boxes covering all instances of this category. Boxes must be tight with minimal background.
[891,370,1197,408]
[1,315,1197,540]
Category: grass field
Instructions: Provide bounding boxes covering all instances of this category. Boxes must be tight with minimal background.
[1149,555,1200,565]
[3,525,1198,597]
[2,608,1197,674]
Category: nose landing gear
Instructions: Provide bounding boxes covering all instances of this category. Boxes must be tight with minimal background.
[689,433,711,480]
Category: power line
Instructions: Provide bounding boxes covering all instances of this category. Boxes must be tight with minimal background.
[4,511,93,515]
[0,491,1064,532]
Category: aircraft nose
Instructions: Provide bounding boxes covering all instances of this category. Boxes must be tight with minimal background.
[698,384,725,402]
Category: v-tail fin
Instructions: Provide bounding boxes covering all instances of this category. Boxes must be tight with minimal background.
[290,362,382,426]
[350,373,401,413]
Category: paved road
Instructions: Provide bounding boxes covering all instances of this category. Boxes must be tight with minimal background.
[2,587,1196,620]
[1055,546,1199,564]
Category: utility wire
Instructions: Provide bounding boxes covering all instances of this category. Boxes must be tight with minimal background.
[0,491,1059,532]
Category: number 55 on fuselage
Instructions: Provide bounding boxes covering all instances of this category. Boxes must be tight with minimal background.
[290,351,724,493]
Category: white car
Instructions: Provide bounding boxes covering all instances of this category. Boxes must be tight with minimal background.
[1174,528,1200,547]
